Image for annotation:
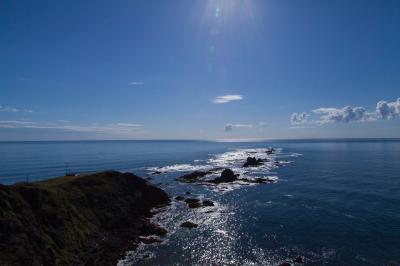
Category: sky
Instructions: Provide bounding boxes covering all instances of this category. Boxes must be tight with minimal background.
[0,0,399,141]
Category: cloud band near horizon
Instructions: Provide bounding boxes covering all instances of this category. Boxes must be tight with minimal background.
[291,98,400,126]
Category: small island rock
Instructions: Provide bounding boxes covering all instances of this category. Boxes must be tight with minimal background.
[177,171,208,183]
[184,198,202,208]
[181,221,198,228]
[293,256,304,263]
[202,200,214,206]
[209,169,238,184]
[243,157,264,167]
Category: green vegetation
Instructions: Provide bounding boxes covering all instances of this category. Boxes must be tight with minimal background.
[0,171,170,266]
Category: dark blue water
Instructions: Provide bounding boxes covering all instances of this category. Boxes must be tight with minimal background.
[1,140,399,265]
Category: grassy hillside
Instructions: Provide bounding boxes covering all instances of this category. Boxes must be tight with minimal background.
[0,171,170,266]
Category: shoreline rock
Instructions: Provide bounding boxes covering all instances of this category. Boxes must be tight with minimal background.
[139,236,163,245]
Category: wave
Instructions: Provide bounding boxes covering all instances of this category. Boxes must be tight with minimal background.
[147,147,297,192]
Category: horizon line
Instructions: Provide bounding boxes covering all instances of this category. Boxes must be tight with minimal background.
[0,137,400,143]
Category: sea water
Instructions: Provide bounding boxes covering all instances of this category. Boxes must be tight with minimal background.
[0,139,399,265]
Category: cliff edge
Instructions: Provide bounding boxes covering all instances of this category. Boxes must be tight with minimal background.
[0,171,170,266]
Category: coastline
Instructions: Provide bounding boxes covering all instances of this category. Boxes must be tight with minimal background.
[0,171,170,266]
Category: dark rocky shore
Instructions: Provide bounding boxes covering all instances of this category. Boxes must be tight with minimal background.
[0,171,170,266]
[177,168,275,185]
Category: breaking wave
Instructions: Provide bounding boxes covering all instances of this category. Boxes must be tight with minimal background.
[147,147,297,192]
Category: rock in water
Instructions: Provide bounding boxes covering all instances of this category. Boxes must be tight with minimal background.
[238,177,269,184]
[184,198,200,204]
[266,147,275,154]
[202,200,214,206]
[184,198,202,208]
[0,171,170,266]
[293,256,304,263]
[209,169,238,184]
[139,236,163,245]
[243,157,264,167]
[175,195,184,201]
[177,171,208,183]
[181,221,198,228]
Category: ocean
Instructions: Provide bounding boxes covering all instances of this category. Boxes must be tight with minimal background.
[0,139,399,265]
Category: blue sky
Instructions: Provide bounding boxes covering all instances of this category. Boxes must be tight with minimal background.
[1,0,399,140]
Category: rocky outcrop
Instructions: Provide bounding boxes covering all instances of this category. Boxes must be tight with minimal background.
[175,196,184,201]
[177,171,209,183]
[209,169,238,184]
[202,200,214,206]
[293,256,304,263]
[176,168,275,187]
[184,198,202,208]
[243,157,264,167]
[180,221,198,229]
[176,168,224,184]
[0,171,170,266]
[278,255,304,266]
[183,198,215,208]
[238,177,272,184]
[139,236,163,245]
[266,148,275,155]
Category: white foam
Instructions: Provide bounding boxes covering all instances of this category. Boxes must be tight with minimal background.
[148,164,212,174]
[146,147,300,192]
[215,229,228,235]
[117,245,155,265]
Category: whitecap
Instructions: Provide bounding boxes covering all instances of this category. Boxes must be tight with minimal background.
[146,147,300,192]
[148,164,212,174]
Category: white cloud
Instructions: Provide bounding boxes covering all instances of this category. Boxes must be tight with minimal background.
[213,95,243,104]
[291,97,400,126]
[312,106,372,124]
[224,123,253,132]
[115,123,143,127]
[0,105,33,113]
[0,105,20,112]
[376,98,400,119]
[129,81,145,86]
[291,112,308,125]
[0,121,144,134]
[0,121,37,125]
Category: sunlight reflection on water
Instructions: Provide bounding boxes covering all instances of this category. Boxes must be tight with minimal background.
[119,147,306,265]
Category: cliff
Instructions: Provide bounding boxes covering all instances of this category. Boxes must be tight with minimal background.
[0,171,170,266]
